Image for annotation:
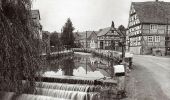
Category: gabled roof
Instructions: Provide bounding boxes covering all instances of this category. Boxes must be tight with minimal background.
[132,1,170,24]
[97,27,110,36]
[74,32,81,41]
[77,31,96,40]
[97,27,118,36]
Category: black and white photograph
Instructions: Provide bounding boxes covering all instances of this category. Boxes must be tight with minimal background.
[0,0,170,100]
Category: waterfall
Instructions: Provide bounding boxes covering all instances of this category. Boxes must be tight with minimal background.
[1,90,99,100]
[0,92,70,100]
[35,82,101,92]
[36,88,99,100]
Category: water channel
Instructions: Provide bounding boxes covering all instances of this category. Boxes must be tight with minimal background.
[38,52,118,100]
[1,52,119,100]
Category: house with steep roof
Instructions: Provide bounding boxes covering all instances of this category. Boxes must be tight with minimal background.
[89,31,98,49]
[97,24,121,50]
[76,31,98,48]
[127,0,170,55]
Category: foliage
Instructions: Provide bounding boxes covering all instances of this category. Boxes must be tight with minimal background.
[50,31,62,52]
[60,18,75,49]
[118,25,126,37]
[41,31,50,54]
[0,0,41,94]
[60,57,75,76]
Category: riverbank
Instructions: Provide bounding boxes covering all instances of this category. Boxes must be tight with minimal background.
[41,50,74,60]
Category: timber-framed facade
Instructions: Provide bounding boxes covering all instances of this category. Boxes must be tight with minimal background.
[127,1,170,55]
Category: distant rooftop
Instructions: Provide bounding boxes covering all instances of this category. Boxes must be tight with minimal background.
[97,27,118,36]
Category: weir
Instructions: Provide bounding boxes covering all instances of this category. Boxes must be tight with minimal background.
[35,82,101,92]
[36,88,99,100]
[33,76,117,86]
[0,92,70,100]
[1,52,120,100]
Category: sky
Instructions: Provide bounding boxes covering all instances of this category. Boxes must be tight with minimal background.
[32,0,169,32]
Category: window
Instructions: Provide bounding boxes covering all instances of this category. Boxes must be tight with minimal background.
[155,36,160,42]
[150,24,157,30]
[148,36,153,42]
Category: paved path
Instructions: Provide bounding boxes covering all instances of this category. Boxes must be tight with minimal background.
[125,55,170,100]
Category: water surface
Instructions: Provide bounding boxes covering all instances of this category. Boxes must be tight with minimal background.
[41,52,115,79]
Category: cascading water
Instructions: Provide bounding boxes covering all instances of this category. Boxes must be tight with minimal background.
[0,92,70,100]
[1,53,118,100]
[35,82,101,92]
[36,88,99,100]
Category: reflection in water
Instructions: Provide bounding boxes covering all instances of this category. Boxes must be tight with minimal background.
[42,52,116,79]
[1,52,117,100]
[60,57,75,76]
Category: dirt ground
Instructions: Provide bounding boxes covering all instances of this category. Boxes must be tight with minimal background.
[123,55,170,100]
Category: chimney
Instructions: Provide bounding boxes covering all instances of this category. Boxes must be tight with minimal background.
[111,21,115,28]
[156,0,158,2]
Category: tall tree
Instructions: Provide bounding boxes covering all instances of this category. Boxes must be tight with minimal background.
[0,0,41,94]
[60,18,75,49]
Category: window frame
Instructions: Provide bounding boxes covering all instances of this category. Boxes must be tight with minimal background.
[148,36,153,42]
[155,36,160,42]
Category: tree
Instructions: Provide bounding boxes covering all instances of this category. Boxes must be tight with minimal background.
[42,31,50,54]
[60,18,75,49]
[0,0,41,94]
[118,25,126,37]
[50,32,61,52]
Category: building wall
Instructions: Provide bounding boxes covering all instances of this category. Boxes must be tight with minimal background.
[90,40,97,49]
[89,32,98,49]
[128,4,170,55]
[129,24,170,54]
[80,39,90,48]
[97,33,121,50]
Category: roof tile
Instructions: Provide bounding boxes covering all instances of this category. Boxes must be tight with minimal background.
[132,1,170,24]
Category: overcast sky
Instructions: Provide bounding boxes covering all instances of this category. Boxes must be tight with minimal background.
[33,0,169,32]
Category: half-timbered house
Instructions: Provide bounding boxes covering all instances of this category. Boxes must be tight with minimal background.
[127,0,170,55]
[97,25,121,50]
